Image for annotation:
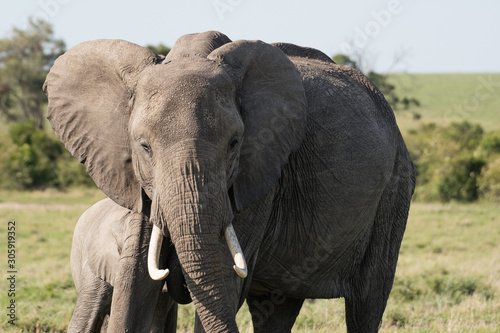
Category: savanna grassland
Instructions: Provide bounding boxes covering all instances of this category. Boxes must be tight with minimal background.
[390,73,500,132]
[1,191,498,332]
[1,73,499,332]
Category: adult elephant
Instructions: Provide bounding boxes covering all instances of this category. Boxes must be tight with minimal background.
[44,31,415,332]
[69,198,178,332]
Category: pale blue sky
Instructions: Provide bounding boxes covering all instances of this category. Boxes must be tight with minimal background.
[1,0,499,73]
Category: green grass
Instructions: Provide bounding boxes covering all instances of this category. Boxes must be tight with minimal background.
[0,188,106,205]
[1,190,499,332]
[0,193,98,332]
[379,202,500,332]
[391,73,500,132]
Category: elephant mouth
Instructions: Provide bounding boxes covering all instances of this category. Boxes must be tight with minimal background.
[148,223,248,305]
[165,244,193,305]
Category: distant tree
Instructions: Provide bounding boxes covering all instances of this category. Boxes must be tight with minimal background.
[332,54,359,70]
[332,53,420,111]
[146,43,171,57]
[0,18,65,129]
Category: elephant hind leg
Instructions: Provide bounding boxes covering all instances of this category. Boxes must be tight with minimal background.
[68,275,112,333]
[247,292,304,333]
[345,162,414,332]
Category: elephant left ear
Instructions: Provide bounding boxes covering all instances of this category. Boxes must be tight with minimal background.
[43,40,160,212]
[208,40,307,210]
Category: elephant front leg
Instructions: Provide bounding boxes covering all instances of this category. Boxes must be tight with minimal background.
[68,274,112,333]
[107,215,164,332]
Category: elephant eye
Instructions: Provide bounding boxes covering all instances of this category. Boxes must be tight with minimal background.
[229,137,239,151]
[140,142,152,154]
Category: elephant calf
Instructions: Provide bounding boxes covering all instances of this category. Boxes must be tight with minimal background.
[69,198,177,332]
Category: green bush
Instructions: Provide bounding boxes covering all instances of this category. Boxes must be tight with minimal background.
[476,130,500,201]
[478,156,500,201]
[0,132,17,188]
[479,131,500,154]
[404,121,499,202]
[441,121,484,151]
[5,122,62,189]
[0,121,94,190]
[405,123,441,189]
[437,157,485,202]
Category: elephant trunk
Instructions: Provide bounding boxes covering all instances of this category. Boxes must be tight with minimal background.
[175,225,237,331]
[148,150,241,332]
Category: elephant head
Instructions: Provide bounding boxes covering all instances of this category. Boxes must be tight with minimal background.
[44,31,306,331]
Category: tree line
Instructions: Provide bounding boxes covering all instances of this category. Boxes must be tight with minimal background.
[0,19,498,202]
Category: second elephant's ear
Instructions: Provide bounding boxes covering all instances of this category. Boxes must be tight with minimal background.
[208,40,307,210]
[44,40,161,211]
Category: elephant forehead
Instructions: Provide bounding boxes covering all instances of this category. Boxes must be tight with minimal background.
[135,62,235,111]
[131,63,241,142]
[138,59,231,93]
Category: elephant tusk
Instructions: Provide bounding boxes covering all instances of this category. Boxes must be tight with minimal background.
[224,223,248,278]
[148,224,170,280]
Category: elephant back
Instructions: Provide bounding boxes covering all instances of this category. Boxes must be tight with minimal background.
[272,43,335,64]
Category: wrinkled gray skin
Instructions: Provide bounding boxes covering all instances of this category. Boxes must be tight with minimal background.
[44,31,415,332]
[69,198,178,332]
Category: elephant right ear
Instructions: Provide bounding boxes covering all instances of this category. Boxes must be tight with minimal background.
[44,40,161,211]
